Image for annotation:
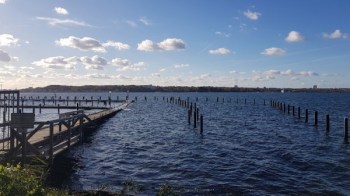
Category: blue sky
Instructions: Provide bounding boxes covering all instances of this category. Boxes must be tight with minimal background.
[0,0,350,89]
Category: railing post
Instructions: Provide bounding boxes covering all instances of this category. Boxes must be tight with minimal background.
[67,119,71,149]
[49,123,54,164]
[79,117,83,142]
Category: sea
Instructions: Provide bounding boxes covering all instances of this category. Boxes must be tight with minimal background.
[9,92,350,195]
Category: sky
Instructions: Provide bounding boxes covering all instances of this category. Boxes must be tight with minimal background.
[1,0,350,89]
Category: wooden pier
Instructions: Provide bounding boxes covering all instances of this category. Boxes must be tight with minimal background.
[0,91,133,163]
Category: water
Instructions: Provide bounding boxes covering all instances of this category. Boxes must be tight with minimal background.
[45,92,350,195]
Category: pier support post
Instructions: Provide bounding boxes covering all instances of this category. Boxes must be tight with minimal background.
[188,109,191,125]
[21,129,26,163]
[344,118,349,144]
[314,111,318,126]
[305,109,308,123]
[293,106,295,116]
[79,117,83,142]
[326,114,330,131]
[194,110,197,128]
[200,115,203,133]
[57,104,60,114]
[39,104,42,113]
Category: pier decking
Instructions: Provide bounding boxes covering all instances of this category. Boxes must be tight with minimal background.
[0,91,133,163]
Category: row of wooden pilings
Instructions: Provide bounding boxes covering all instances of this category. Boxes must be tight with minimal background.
[161,96,204,133]
[270,100,349,144]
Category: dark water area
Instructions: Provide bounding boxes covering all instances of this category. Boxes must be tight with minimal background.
[43,92,350,195]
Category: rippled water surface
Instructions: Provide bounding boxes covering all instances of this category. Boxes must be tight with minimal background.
[47,92,350,195]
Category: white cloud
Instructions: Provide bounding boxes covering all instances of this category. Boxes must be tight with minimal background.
[0,34,20,47]
[174,64,190,68]
[54,7,69,15]
[209,48,231,55]
[323,29,347,39]
[55,36,106,52]
[215,31,231,38]
[110,58,146,71]
[32,56,79,69]
[299,71,319,77]
[0,49,11,62]
[243,10,261,20]
[285,31,304,42]
[36,17,91,27]
[137,38,185,52]
[159,68,166,72]
[103,41,130,51]
[125,20,138,27]
[261,47,286,56]
[86,73,111,79]
[80,55,108,70]
[139,17,151,26]
[229,70,237,74]
[0,0,7,4]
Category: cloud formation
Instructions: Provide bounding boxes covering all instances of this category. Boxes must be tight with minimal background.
[174,64,190,68]
[80,55,108,70]
[244,10,261,20]
[209,48,231,55]
[36,17,91,27]
[32,56,78,69]
[103,41,130,51]
[0,34,20,47]
[54,7,69,15]
[0,0,7,4]
[323,29,347,39]
[56,36,105,52]
[110,58,146,71]
[137,38,185,52]
[139,17,151,26]
[0,49,11,62]
[261,47,286,56]
[285,31,304,42]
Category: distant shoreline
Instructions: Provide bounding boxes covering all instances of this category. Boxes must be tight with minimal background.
[19,85,350,93]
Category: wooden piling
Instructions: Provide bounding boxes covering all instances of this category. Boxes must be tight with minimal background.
[298,107,301,118]
[314,111,318,126]
[305,109,308,123]
[292,106,295,116]
[49,123,54,164]
[188,109,191,125]
[21,129,26,163]
[200,115,203,133]
[344,117,349,143]
[194,110,197,128]
[57,104,60,114]
[326,114,330,131]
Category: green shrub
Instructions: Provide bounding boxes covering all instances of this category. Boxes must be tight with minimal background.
[0,163,45,195]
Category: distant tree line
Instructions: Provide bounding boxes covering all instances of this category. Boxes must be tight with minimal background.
[20,85,350,93]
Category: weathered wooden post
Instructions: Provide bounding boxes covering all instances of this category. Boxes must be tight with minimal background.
[217,97,219,102]
[197,108,199,121]
[283,104,286,113]
[194,110,197,128]
[21,128,26,163]
[298,107,301,119]
[305,109,308,123]
[32,107,35,114]
[76,103,79,111]
[344,117,349,144]
[292,106,295,116]
[79,117,83,142]
[57,104,60,114]
[188,109,191,125]
[200,115,203,133]
[314,111,318,126]
[67,119,71,149]
[326,114,330,131]
[49,123,54,164]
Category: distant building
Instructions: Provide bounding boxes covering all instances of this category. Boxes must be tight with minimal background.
[313,85,318,89]
[234,85,238,88]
